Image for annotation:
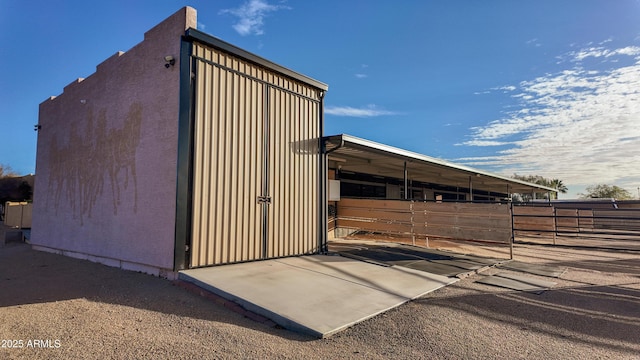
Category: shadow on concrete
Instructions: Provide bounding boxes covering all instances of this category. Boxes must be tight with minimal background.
[331,242,503,277]
[0,242,313,341]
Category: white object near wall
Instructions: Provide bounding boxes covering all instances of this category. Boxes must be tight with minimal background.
[329,180,341,201]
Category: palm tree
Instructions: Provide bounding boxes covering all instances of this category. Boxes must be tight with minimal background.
[549,179,568,199]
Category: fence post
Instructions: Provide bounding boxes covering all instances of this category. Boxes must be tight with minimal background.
[553,206,557,245]
[424,202,429,248]
[509,201,514,260]
[410,200,415,246]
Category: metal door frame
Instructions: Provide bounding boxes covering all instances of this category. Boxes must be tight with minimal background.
[175,34,327,270]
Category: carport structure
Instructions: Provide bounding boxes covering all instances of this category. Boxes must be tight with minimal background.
[324,134,557,250]
[324,134,556,201]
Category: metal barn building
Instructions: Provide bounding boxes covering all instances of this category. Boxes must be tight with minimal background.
[32,7,554,278]
[32,7,327,277]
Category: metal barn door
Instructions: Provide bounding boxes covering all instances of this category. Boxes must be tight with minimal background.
[189,43,321,267]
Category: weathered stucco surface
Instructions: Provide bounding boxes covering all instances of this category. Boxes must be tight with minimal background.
[32,7,197,271]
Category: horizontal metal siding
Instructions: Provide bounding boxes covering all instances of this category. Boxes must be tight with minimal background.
[190,42,321,267]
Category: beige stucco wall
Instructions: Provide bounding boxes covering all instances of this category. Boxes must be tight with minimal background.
[32,7,197,272]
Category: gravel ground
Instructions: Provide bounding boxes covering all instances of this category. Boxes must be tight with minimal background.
[1,239,639,359]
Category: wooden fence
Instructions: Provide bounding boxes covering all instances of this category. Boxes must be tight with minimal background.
[335,198,512,244]
[331,199,640,252]
[512,203,640,249]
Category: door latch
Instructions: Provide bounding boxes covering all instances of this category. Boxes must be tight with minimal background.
[257,196,272,204]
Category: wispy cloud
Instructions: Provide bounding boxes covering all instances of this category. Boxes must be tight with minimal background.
[526,38,542,47]
[220,0,290,36]
[474,85,516,95]
[325,104,397,117]
[571,46,640,62]
[354,64,369,79]
[460,44,640,192]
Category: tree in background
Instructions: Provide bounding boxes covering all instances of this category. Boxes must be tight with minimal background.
[511,174,568,201]
[548,179,568,196]
[0,164,17,178]
[0,164,33,204]
[578,184,633,200]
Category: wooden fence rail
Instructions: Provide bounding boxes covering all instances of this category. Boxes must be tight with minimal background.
[512,203,640,249]
[336,198,512,244]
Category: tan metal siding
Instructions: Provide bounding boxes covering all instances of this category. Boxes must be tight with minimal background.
[190,42,320,267]
[266,87,319,258]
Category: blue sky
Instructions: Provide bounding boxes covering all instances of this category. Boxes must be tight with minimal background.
[1,1,640,198]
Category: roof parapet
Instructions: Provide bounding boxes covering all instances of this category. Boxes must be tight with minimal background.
[62,78,85,93]
[96,51,125,73]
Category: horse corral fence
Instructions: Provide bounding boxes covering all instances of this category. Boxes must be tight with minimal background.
[331,199,640,254]
[333,198,514,255]
[512,201,640,250]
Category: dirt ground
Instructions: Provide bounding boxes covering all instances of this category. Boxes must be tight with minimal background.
[1,237,639,359]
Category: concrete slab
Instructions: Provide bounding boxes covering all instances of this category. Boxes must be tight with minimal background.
[391,259,468,277]
[498,261,567,278]
[179,255,456,338]
[431,259,486,271]
[476,272,557,293]
[493,272,557,289]
[334,243,501,277]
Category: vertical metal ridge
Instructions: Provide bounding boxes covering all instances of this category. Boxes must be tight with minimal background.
[189,41,322,267]
[261,85,270,259]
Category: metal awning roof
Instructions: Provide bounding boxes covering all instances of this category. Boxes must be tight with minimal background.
[324,134,556,195]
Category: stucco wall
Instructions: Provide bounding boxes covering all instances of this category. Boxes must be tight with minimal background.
[32,7,197,271]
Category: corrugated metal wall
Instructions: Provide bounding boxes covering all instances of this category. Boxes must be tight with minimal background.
[189,42,321,267]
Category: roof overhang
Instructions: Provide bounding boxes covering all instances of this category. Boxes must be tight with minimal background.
[324,134,557,196]
[185,28,328,92]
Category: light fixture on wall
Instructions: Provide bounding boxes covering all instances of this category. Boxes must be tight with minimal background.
[164,55,175,68]
[34,124,41,132]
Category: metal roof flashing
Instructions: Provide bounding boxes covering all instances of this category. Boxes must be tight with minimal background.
[184,28,328,92]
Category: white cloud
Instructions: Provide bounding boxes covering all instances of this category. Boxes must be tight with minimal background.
[355,73,368,79]
[461,44,640,193]
[325,105,397,117]
[456,140,511,147]
[526,38,542,47]
[220,0,290,36]
[569,45,640,62]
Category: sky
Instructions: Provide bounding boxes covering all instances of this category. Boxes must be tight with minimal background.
[1,0,639,199]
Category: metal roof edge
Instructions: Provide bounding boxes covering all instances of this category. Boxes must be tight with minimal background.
[324,134,557,193]
[185,28,329,91]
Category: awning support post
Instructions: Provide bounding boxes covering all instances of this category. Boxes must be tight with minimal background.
[403,161,408,200]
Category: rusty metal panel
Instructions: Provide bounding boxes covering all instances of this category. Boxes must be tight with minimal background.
[190,41,320,267]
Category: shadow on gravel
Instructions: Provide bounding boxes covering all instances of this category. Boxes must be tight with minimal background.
[551,258,640,275]
[512,245,640,275]
[0,243,314,341]
[417,283,640,355]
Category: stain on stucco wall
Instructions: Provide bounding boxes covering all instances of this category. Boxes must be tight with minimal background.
[45,103,142,224]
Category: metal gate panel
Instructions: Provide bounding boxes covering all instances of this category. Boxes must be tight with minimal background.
[266,86,320,258]
[191,48,265,267]
[189,42,321,267]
